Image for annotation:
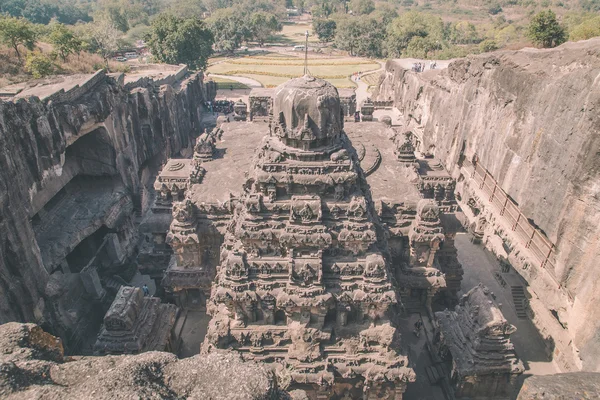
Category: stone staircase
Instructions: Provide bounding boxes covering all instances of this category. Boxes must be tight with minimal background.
[511,285,528,319]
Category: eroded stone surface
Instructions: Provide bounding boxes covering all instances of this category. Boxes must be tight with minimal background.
[0,322,279,400]
[374,38,600,371]
[0,69,210,352]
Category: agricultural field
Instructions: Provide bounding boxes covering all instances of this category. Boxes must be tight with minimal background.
[207,54,380,88]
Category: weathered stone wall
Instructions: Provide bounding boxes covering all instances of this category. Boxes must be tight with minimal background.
[374,38,600,371]
[0,322,280,400]
[0,72,208,339]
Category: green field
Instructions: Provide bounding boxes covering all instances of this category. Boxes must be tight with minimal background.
[206,76,250,90]
[207,56,378,88]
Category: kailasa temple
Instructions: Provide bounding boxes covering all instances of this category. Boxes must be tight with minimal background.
[0,38,599,400]
[143,73,469,398]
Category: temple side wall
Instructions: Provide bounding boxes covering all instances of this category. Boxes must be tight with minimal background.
[374,38,600,371]
[0,71,208,348]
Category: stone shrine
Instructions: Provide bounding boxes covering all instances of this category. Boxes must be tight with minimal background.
[94,286,178,354]
[434,284,524,398]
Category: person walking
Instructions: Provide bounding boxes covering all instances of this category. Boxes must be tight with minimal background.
[142,284,150,297]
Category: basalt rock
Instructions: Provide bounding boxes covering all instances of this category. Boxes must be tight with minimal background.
[374,38,600,371]
[0,70,209,351]
[0,322,280,400]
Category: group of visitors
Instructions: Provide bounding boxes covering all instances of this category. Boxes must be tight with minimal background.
[352,71,362,81]
[412,61,437,73]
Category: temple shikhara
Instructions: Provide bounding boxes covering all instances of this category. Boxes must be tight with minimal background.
[139,73,469,398]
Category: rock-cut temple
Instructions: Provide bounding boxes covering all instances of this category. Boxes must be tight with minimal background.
[143,74,468,398]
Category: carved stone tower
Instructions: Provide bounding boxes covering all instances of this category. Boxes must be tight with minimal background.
[203,76,415,398]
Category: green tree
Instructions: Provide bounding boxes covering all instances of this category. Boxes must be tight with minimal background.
[312,18,336,43]
[447,21,480,45]
[48,23,82,62]
[479,39,499,53]
[334,15,386,58]
[0,15,37,62]
[353,16,387,58]
[249,12,281,47]
[350,0,375,15]
[386,11,444,57]
[21,0,54,24]
[25,51,55,78]
[405,36,441,58]
[334,16,361,56]
[146,14,213,70]
[527,10,567,48]
[95,2,130,33]
[569,15,600,41]
[207,8,249,54]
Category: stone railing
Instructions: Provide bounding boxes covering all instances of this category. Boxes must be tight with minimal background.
[462,159,569,299]
[44,70,107,104]
[123,65,189,91]
[154,65,188,86]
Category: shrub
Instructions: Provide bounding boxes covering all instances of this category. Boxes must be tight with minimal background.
[488,4,503,14]
[479,39,499,52]
[25,52,55,78]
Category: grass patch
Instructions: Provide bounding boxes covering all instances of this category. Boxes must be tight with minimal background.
[207,77,250,89]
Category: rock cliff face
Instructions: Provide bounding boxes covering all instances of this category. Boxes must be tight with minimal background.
[0,322,279,400]
[517,372,600,399]
[0,71,209,349]
[374,38,600,371]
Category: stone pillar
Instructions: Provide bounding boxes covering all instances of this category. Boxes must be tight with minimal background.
[394,382,407,400]
[80,267,106,301]
[105,233,125,264]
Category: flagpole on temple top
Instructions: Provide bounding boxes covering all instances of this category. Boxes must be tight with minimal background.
[304,30,309,76]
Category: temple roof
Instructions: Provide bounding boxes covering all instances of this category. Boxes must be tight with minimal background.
[271,75,342,147]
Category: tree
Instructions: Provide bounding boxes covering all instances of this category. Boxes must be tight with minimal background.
[312,18,336,43]
[405,36,442,58]
[94,3,130,33]
[447,21,480,45]
[334,15,385,58]
[48,23,82,62]
[21,0,54,24]
[146,14,213,70]
[207,8,249,54]
[527,10,566,48]
[479,39,499,53]
[353,16,386,58]
[249,12,281,47]
[386,11,444,57]
[25,51,55,78]
[89,19,121,67]
[0,15,37,62]
[569,15,600,41]
[334,17,361,56]
[350,0,375,15]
